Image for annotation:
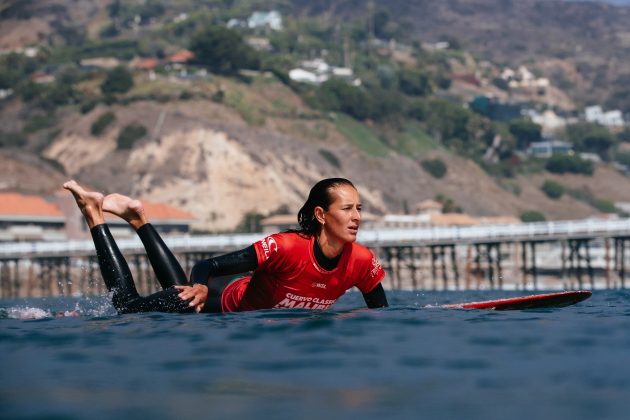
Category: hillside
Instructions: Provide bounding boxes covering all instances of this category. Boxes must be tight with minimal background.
[1,73,625,231]
[294,0,630,111]
[1,0,630,231]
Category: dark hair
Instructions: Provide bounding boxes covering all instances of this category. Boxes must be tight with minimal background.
[295,178,356,236]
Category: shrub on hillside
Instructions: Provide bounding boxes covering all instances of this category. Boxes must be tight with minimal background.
[541,180,564,199]
[520,210,546,222]
[398,68,432,96]
[190,26,260,75]
[421,158,447,178]
[101,66,134,95]
[545,155,593,175]
[319,149,341,168]
[91,111,116,136]
[117,123,147,149]
[0,131,27,148]
[566,122,616,160]
[23,114,58,133]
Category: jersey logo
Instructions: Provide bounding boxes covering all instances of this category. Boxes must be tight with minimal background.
[311,282,327,289]
[260,236,279,260]
[370,257,382,278]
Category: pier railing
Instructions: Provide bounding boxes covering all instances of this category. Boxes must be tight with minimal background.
[1,218,630,257]
[2,218,630,298]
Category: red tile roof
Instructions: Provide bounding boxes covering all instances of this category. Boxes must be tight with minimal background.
[131,57,159,70]
[169,50,194,63]
[0,192,63,217]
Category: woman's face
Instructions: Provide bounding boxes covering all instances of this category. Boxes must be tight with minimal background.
[317,184,362,244]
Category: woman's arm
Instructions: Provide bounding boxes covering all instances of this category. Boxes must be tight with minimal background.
[177,245,258,311]
[190,245,258,285]
[362,283,389,309]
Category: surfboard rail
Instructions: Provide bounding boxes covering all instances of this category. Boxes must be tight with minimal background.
[439,290,592,310]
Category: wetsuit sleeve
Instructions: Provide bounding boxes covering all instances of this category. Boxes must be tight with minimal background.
[362,283,388,308]
[191,245,258,285]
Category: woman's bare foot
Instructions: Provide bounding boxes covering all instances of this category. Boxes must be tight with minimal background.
[63,180,105,229]
[103,193,148,230]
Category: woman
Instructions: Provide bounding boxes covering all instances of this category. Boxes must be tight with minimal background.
[64,178,388,314]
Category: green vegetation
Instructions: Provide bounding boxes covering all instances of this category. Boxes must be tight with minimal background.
[101,66,134,95]
[520,210,546,222]
[1,0,628,229]
[224,89,265,126]
[435,194,462,213]
[91,111,117,136]
[396,122,438,157]
[541,180,564,199]
[0,53,39,90]
[319,149,341,168]
[190,26,260,75]
[117,123,147,149]
[398,68,432,97]
[566,122,616,160]
[614,150,630,167]
[509,118,542,150]
[0,131,27,148]
[23,114,58,133]
[545,155,593,175]
[565,187,618,213]
[333,114,389,157]
[421,158,447,178]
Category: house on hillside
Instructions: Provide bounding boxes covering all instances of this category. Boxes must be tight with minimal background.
[584,105,625,128]
[289,58,360,86]
[523,109,571,135]
[527,140,572,158]
[0,192,66,241]
[79,57,121,70]
[470,96,523,122]
[130,57,159,71]
[248,11,283,31]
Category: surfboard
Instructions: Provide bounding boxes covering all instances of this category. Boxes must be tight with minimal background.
[439,290,592,310]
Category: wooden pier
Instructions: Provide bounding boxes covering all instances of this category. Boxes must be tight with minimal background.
[2,219,630,298]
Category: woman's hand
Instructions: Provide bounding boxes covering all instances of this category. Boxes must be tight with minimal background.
[175,284,208,313]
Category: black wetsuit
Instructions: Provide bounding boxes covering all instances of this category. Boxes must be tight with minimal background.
[91,224,388,314]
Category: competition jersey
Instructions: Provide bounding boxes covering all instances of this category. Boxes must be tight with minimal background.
[220,232,385,312]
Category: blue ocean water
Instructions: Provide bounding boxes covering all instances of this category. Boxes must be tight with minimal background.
[2,289,630,420]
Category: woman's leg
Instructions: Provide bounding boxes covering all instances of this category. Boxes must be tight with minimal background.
[63,181,140,312]
[102,193,188,289]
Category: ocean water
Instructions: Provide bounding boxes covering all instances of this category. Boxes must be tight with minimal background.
[2,289,630,420]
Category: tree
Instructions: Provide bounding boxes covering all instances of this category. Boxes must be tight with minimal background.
[566,122,615,160]
[520,210,545,222]
[398,68,432,97]
[117,123,147,149]
[190,26,260,75]
[545,155,593,175]
[541,180,564,199]
[421,158,447,178]
[509,118,542,150]
[101,66,134,95]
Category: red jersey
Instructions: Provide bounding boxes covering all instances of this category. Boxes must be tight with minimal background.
[220,232,385,312]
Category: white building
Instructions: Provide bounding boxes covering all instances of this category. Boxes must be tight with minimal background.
[289,68,327,84]
[584,105,625,127]
[523,109,569,134]
[248,11,283,31]
[527,141,572,158]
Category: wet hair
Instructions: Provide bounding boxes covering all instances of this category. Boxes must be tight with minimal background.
[295,178,356,236]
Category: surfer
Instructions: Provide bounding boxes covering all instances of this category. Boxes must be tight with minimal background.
[63,178,388,314]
